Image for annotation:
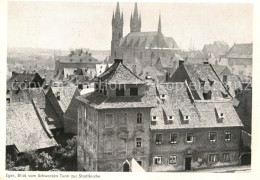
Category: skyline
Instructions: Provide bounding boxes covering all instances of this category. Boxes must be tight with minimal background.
[8,1,253,51]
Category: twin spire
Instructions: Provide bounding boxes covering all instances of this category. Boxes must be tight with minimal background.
[112,2,162,33]
[112,2,123,25]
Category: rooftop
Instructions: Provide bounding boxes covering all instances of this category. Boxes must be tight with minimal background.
[150,83,243,130]
[77,84,157,109]
[225,43,252,59]
[99,59,145,84]
[6,102,57,152]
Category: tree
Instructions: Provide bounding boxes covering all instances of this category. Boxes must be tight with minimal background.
[35,151,56,171]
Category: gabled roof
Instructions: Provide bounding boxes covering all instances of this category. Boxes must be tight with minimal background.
[7,72,43,90]
[99,60,145,84]
[203,41,229,58]
[225,43,252,59]
[77,84,157,109]
[6,102,57,152]
[183,64,231,100]
[119,32,179,49]
[150,83,243,130]
[211,65,232,76]
[55,50,99,63]
[51,86,79,113]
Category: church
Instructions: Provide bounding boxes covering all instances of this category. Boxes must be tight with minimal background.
[111,2,181,69]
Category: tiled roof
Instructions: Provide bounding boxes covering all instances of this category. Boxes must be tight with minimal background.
[211,65,230,75]
[183,64,231,100]
[99,61,145,84]
[7,72,43,90]
[51,86,78,113]
[139,66,165,82]
[225,43,252,59]
[150,83,243,130]
[203,41,229,58]
[6,102,57,152]
[119,32,179,49]
[55,51,99,64]
[77,84,157,109]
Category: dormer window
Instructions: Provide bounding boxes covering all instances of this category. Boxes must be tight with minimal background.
[215,107,224,122]
[152,116,157,120]
[161,94,166,100]
[184,115,190,121]
[209,79,214,86]
[203,91,212,100]
[169,116,173,120]
[56,92,60,101]
[199,78,205,87]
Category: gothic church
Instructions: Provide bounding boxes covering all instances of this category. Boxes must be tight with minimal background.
[111,2,181,69]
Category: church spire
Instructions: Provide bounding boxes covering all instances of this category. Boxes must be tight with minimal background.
[130,2,141,33]
[158,14,161,33]
[115,2,120,20]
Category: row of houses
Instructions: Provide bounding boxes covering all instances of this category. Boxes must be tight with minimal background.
[75,58,249,172]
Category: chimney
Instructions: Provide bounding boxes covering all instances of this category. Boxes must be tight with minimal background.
[166,72,169,82]
[114,59,123,63]
[145,75,153,84]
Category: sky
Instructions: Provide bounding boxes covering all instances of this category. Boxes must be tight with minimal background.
[8,1,253,50]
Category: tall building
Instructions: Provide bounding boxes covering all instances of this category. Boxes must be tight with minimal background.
[76,59,243,171]
[77,59,157,171]
[111,2,180,69]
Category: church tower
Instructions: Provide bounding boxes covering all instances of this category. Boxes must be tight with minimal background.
[130,2,141,33]
[111,2,123,59]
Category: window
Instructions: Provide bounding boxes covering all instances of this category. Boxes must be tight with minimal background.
[116,87,125,96]
[130,87,138,96]
[170,134,178,144]
[209,154,219,163]
[186,133,194,143]
[223,153,230,162]
[6,98,10,103]
[169,116,173,120]
[119,113,127,126]
[118,139,126,151]
[225,131,231,141]
[137,113,142,124]
[155,134,162,145]
[184,115,190,121]
[152,116,156,120]
[105,114,113,128]
[56,92,60,101]
[209,132,217,142]
[136,138,142,148]
[169,155,177,164]
[137,160,142,166]
[105,139,112,152]
[153,156,162,165]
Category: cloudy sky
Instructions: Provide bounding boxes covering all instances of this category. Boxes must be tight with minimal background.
[8,1,253,50]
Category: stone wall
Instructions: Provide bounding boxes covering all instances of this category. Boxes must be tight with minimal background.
[150,127,242,171]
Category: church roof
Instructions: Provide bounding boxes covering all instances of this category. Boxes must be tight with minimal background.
[225,43,252,59]
[119,32,179,49]
[6,102,57,152]
[99,60,145,84]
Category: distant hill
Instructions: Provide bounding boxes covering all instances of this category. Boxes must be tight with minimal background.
[7,48,110,62]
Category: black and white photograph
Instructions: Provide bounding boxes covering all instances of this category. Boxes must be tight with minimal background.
[1,0,259,176]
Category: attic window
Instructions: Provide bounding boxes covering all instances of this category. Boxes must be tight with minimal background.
[203,91,212,100]
[220,113,224,118]
[152,116,157,120]
[56,92,60,101]
[161,94,166,100]
[184,115,190,121]
[209,79,214,86]
[169,116,173,120]
[199,78,205,87]
[6,98,10,104]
